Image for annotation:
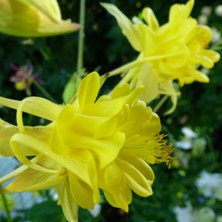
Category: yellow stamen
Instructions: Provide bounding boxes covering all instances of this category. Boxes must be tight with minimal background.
[121,134,173,165]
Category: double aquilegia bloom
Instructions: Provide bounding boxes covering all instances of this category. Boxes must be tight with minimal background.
[0,0,80,37]
[0,72,172,221]
[102,0,220,113]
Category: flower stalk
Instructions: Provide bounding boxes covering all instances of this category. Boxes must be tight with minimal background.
[0,187,12,222]
[153,95,169,113]
[62,0,86,103]
[107,53,183,77]
[77,0,86,74]
[33,80,55,102]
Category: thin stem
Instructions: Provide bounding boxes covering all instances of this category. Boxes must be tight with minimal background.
[153,95,169,113]
[107,52,183,77]
[62,0,86,104]
[0,186,12,222]
[33,80,55,102]
[77,0,86,74]
[206,135,214,152]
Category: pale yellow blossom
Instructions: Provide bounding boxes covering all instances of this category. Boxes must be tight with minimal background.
[102,0,220,113]
[0,72,172,221]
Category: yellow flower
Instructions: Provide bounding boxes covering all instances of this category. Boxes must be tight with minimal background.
[0,72,172,221]
[102,0,220,113]
[0,0,80,37]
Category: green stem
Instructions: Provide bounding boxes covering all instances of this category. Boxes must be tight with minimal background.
[0,188,12,222]
[33,80,55,102]
[153,95,169,113]
[206,135,214,152]
[77,0,86,74]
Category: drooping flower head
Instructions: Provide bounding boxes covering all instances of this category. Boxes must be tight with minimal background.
[0,72,172,221]
[0,0,80,37]
[102,0,220,113]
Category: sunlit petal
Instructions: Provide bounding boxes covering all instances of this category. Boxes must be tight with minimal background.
[0,0,80,37]
[0,96,62,121]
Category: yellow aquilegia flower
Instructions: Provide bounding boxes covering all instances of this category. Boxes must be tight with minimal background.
[102,0,220,113]
[0,0,80,37]
[0,72,172,221]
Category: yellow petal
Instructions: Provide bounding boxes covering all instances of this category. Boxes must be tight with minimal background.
[118,158,153,197]
[56,176,78,222]
[169,0,194,24]
[83,97,125,116]
[103,162,124,189]
[164,43,190,68]
[0,119,18,156]
[0,118,52,157]
[159,81,179,114]
[103,188,132,212]
[137,63,159,103]
[191,69,209,83]
[120,101,154,136]
[18,0,62,22]
[200,49,221,68]
[110,83,131,98]
[68,172,100,209]
[0,0,80,37]
[2,160,64,193]
[142,112,161,136]
[101,2,143,51]
[51,104,125,168]
[0,96,62,121]
[11,133,96,189]
[75,72,100,112]
[142,7,159,31]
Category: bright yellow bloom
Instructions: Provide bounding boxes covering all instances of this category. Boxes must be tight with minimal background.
[102,0,220,113]
[0,0,80,37]
[0,72,172,221]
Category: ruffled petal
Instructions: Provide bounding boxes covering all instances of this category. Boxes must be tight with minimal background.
[51,104,125,168]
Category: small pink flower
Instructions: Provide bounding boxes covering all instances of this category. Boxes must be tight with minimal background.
[10,63,43,95]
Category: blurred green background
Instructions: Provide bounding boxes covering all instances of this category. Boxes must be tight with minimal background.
[0,0,222,221]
